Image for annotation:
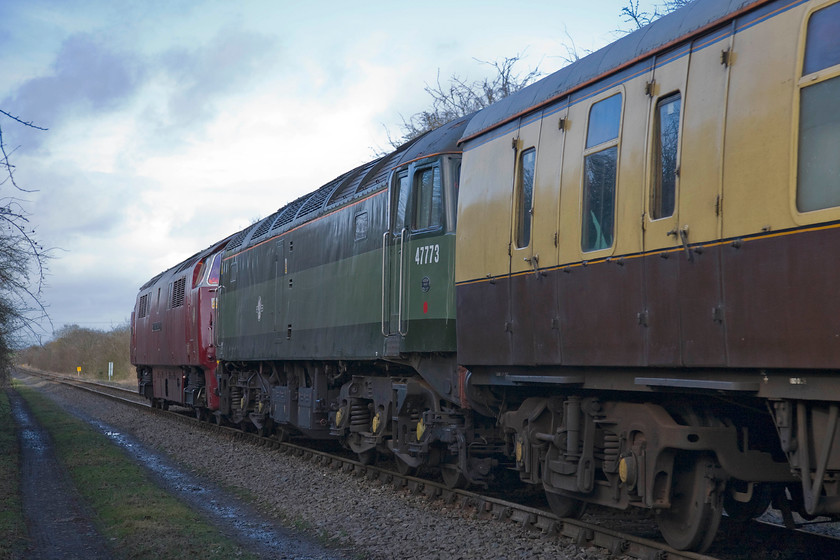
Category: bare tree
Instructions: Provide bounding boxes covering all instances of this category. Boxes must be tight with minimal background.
[621,0,694,31]
[559,26,589,66]
[18,323,132,380]
[385,1,694,152]
[660,0,694,12]
[385,54,542,149]
[621,0,660,30]
[0,109,49,385]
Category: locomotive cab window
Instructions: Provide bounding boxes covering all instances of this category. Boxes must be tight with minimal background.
[515,147,536,248]
[797,2,840,212]
[392,170,409,233]
[445,156,461,231]
[412,165,443,232]
[652,93,681,219]
[194,259,207,287]
[581,93,622,252]
[207,252,222,286]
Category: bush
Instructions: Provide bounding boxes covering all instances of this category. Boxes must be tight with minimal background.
[17,324,133,382]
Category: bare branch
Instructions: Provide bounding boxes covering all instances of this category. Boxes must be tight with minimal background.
[383,53,542,150]
[559,26,589,66]
[0,109,50,384]
[0,109,48,131]
[620,0,659,30]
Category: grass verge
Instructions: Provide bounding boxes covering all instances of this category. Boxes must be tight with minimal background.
[0,390,28,559]
[15,383,257,560]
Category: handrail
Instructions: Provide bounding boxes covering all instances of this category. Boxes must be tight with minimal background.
[398,228,408,336]
[381,231,389,336]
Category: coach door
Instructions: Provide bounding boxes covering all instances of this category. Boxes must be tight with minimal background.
[508,111,564,364]
[643,40,727,366]
[382,169,410,348]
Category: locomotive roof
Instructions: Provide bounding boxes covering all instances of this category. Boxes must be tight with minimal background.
[227,114,470,254]
[138,235,233,291]
[461,0,773,143]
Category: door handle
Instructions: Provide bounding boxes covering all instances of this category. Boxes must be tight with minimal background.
[666,226,692,262]
[523,254,540,277]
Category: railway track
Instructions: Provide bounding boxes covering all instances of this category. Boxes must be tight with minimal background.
[20,367,840,560]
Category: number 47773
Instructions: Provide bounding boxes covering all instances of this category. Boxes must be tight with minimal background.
[415,244,440,265]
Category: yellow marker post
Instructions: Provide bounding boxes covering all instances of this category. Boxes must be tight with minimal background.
[76,366,81,376]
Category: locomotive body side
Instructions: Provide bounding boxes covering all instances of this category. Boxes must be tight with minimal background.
[456,0,840,551]
[215,167,461,364]
[213,117,484,479]
[218,190,390,362]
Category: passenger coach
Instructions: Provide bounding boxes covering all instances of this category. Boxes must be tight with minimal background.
[456,0,840,551]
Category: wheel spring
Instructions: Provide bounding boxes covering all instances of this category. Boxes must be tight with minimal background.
[597,432,621,468]
[231,387,244,411]
[350,403,371,427]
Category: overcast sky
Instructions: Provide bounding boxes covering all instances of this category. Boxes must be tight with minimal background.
[1,0,659,342]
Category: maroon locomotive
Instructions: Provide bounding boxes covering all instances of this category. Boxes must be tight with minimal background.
[131,238,229,415]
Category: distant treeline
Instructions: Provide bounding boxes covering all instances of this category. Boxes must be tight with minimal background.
[18,324,133,381]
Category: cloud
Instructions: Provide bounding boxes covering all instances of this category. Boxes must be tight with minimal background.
[2,34,147,153]
[23,161,143,244]
[148,27,279,135]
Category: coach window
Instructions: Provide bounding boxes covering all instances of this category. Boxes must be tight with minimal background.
[412,165,443,231]
[581,93,622,252]
[652,93,681,219]
[797,2,840,212]
[515,148,536,248]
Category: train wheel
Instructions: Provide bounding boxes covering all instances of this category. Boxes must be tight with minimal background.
[257,419,273,438]
[545,490,586,519]
[214,413,223,426]
[275,427,290,443]
[723,481,772,522]
[656,453,722,552]
[440,462,467,489]
[395,456,417,476]
[357,449,377,465]
[194,408,205,422]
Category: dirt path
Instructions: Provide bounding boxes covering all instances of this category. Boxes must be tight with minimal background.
[8,388,112,560]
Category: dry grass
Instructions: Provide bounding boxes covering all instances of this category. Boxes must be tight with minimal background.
[0,391,28,559]
[16,384,256,560]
